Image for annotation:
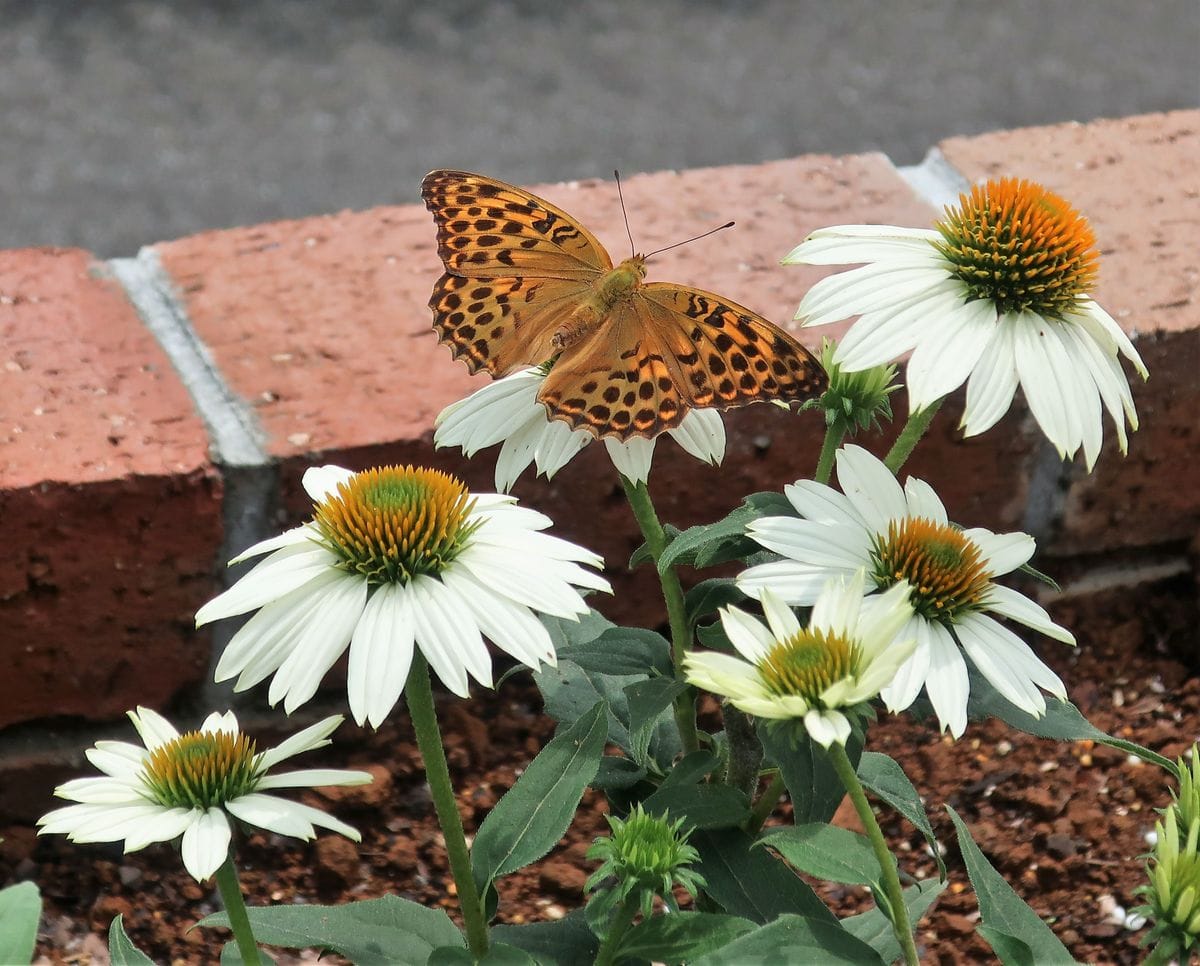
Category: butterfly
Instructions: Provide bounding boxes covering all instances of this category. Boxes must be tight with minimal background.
[422,169,827,441]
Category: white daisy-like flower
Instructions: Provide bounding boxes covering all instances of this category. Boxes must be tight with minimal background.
[196,464,610,727]
[434,366,726,491]
[737,444,1073,738]
[787,177,1148,470]
[37,707,369,882]
[684,573,915,747]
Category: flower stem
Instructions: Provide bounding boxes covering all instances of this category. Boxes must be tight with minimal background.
[746,771,787,836]
[406,652,490,959]
[828,743,919,966]
[884,397,943,475]
[594,896,638,966]
[620,475,700,755]
[815,421,846,484]
[214,854,265,966]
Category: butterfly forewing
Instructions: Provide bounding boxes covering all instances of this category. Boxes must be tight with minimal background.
[430,272,584,377]
[422,170,612,281]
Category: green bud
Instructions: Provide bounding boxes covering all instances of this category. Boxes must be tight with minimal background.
[812,338,899,437]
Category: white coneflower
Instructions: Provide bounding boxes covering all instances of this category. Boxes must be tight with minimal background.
[38,708,369,882]
[737,444,1072,738]
[787,177,1147,469]
[196,464,610,727]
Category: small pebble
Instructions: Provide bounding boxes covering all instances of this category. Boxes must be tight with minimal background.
[995,740,1013,756]
[1124,911,1148,930]
[1145,828,1159,847]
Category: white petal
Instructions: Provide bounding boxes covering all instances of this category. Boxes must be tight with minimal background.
[668,408,726,465]
[833,280,965,371]
[199,711,239,736]
[923,622,970,738]
[984,584,1075,644]
[747,517,873,572]
[961,322,1020,436]
[965,529,1034,576]
[783,224,941,265]
[606,436,656,484]
[347,583,415,728]
[902,476,947,524]
[229,525,319,565]
[268,575,368,714]
[809,571,866,637]
[124,808,197,851]
[835,445,907,533]
[195,543,339,625]
[1076,299,1147,377]
[759,588,802,641]
[799,262,950,328]
[456,546,595,619]
[127,707,180,752]
[84,743,147,781]
[1012,312,1085,459]
[804,709,851,748]
[229,793,361,842]
[493,417,547,492]
[718,605,776,662]
[958,613,1066,708]
[683,651,765,703]
[737,560,834,606]
[440,568,557,670]
[410,575,492,697]
[302,465,356,503]
[257,715,345,771]
[879,614,934,711]
[533,420,593,479]
[180,808,230,882]
[784,479,861,527]
[256,768,373,790]
[904,297,997,411]
[51,776,142,805]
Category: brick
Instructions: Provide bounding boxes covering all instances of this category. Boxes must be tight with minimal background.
[939,110,1200,554]
[0,248,218,729]
[160,154,1025,627]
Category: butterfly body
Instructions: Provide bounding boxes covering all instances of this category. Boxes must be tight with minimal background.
[423,170,826,441]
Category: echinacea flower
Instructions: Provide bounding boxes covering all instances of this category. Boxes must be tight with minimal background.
[737,444,1072,738]
[434,365,726,490]
[684,572,915,747]
[196,464,610,727]
[37,708,369,882]
[787,177,1147,469]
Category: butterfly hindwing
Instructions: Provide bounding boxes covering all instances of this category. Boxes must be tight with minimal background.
[422,170,612,281]
[639,283,827,408]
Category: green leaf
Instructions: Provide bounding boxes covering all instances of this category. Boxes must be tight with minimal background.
[684,578,746,627]
[630,525,681,569]
[967,671,1176,774]
[559,626,673,678]
[977,926,1038,966]
[659,749,720,790]
[491,912,599,965]
[657,507,757,574]
[591,755,647,791]
[758,824,882,886]
[695,619,734,651]
[947,806,1077,964]
[428,942,536,965]
[842,879,946,962]
[472,702,607,892]
[643,783,750,830]
[198,895,463,966]
[760,721,861,824]
[692,829,835,924]
[691,914,885,965]
[625,677,687,766]
[858,751,947,879]
[0,881,41,966]
[541,609,613,650]
[535,659,633,751]
[616,912,756,964]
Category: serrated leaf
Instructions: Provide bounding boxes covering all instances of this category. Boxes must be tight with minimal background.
[842,878,946,962]
[657,500,765,575]
[199,894,463,966]
[858,751,947,879]
[559,626,672,677]
[758,824,882,885]
[491,912,599,965]
[0,881,41,966]
[760,721,861,824]
[616,912,756,964]
[472,703,607,892]
[692,829,834,924]
[643,783,750,830]
[691,914,884,965]
[684,578,747,627]
[947,806,1077,964]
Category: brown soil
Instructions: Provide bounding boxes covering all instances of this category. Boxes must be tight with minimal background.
[6,574,1197,965]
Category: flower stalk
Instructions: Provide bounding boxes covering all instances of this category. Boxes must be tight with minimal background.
[214,854,265,966]
[620,475,700,755]
[406,652,490,959]
[828,743,919,966]
[884,397,942,475]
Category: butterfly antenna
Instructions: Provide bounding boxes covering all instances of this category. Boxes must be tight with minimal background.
[644,221,736,261]
[614,169,637,258]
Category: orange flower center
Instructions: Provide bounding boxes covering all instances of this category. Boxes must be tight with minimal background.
[871,517,990,623]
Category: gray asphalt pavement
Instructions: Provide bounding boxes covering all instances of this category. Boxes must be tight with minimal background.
[3,0,1197,257]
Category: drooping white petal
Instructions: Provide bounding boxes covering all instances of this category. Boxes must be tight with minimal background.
[410,575,492,697]
[123,808,197,852]
[1076,298,1148,378]
[805,709,851,748]
[440,568,558,670]
[1011,311,1082,459]
[229,793,361,842]
[923,622,970,738]
[493,415,553,492]
[347,583,416,727]
[668,408,726,466]
[958,613,1066,708]
[880,615,934,711]
[456,545,595,619]
[606,435,656,484]
[835,445,907,533]
[961,320,1021,437]
[52,776,141,805]
[832,280,964,371]
[904,297,997,411]
[196,543,339,626]
[983,584,1075,644]
[180,808,231,882]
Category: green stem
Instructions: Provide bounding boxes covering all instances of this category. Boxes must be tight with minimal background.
[620,475,700,755]
[594,896,639,966]
[884,397,943,475]
[828,744,919,966]
[746,772,786,835]
[214,854,264,966]
[406,652,490,960]
[722,703,764,799]
[1142,940,1180,966]
[814,421,846,485]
